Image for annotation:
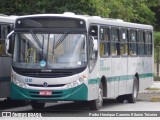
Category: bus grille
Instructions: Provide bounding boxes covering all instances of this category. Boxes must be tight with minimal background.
[22,72,74,78]
[27,84,65,87]
[12,66,86,78]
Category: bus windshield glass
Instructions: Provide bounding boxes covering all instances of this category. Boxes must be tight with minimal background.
[13,33,87,69]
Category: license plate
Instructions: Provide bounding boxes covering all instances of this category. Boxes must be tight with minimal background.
[39,90,52,96]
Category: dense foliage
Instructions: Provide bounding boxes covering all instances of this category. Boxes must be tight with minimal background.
[0,0,160,29]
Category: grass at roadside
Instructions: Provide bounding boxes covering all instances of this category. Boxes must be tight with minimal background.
[146,87,160,90]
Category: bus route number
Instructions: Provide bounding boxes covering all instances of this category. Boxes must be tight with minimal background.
[25,78,32,83]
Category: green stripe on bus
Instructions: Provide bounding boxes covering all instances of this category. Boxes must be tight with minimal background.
[107,75,134,82]
[139,73,153,78]
[88,78,100,84]
[0,77,10,82]
[88,73,153,84]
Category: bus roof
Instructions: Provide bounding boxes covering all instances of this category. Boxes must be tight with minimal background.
[0,15,18,24]
[17,12,153,30]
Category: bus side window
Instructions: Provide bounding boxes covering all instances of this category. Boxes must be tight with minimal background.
[129,30,137,56]
[89,25,98,58]
[110,27,120,56]
[146,32,152,55]
[138,30,145,56]
[0,25,8,56]
[100,27,110,57]
[88,25,98,72]
[120,29,128,56]
[0,41,4,56]
[89,25,98,38]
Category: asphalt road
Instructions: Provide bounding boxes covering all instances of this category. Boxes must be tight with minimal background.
[0,82,160,117]
[0,99,160,117]
[0,82,160,120]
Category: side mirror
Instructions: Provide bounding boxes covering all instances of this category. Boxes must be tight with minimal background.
[93,39,98,51]
[6,38,10,52]
[89,36,98,51]
[5,30,14,57]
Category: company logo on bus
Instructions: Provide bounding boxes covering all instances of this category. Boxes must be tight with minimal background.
[40,60,46,67]
[43,82,48,87]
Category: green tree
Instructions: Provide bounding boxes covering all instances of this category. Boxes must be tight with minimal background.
[102,0,155,25]
[0,0,158,27]
[131,0,155,25]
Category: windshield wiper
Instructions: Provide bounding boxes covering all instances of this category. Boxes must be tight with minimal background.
[31,31,43,49]
[54,31,69,49]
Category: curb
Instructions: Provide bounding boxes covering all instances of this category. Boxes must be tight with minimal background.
[138,90,160,102]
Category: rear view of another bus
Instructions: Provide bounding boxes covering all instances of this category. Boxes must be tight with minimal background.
[0,15,17,100]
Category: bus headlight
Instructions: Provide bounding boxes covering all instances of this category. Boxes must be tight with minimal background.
[66,81,79,89]
[79,77,85,83]
[12,74,26,88]
[66,75,87,89]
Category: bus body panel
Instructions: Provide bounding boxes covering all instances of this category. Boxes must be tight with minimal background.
[118,57,128,96]
[9,13,153,104]
[10,82,88,101]
[11,67,90,101]
[0,82,10,98]
[0,57,12,98]
[87,59,100,100]
[0,15,17,99]
[0,57,12,78]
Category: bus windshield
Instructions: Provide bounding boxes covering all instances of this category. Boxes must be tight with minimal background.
[13,33,87,69]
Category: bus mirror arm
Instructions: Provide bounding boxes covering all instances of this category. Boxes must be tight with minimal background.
[5,38,11,56]
[5,30,14,57]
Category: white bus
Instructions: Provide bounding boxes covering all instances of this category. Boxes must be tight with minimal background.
[6,12,153,110]
[0,15,17,100]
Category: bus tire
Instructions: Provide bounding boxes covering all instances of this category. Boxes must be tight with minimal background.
[89,83,103,110]
[31,101,45,110]
[127,77,138,103]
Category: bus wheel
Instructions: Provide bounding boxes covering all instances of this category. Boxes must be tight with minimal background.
[127,77,138,103]
[89,83,103,110]
[31,101,45,110]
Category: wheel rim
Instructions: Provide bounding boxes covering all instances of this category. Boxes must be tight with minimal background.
[97,87,103,106]
[133,81,138,99]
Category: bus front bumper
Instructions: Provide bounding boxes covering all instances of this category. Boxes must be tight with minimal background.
[10,83,88,101]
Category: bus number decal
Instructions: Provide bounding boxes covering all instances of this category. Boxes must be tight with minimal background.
[25,78,32,83]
